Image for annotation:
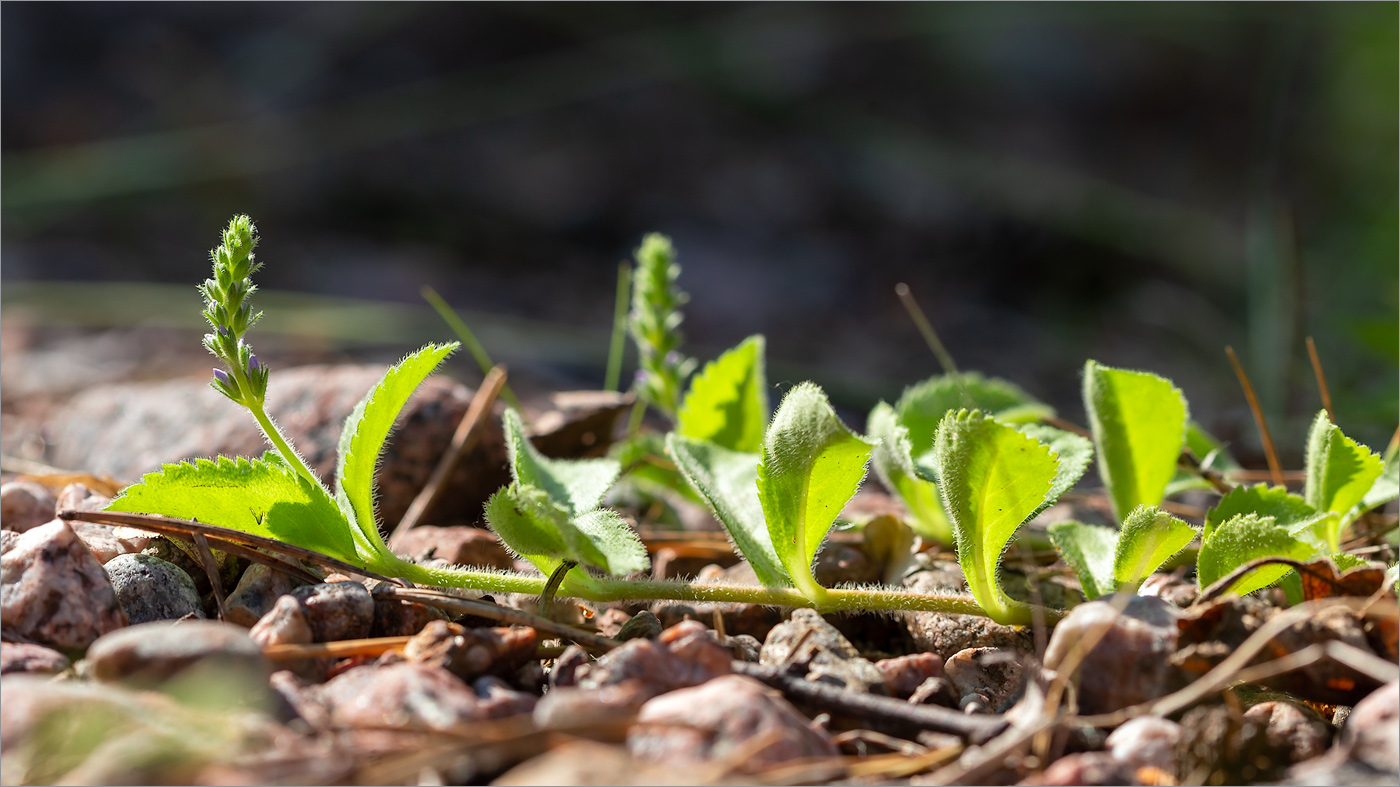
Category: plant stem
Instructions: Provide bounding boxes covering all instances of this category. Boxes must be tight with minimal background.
[604,261,631,392]
[394,558,1055,622]
[233,362,321,489]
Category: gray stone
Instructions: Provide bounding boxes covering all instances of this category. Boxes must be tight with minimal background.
[71,521,155,565]
[1340,680,1399,774]
[0,519,127,651]
[0,642,71,676]
[225,562,308,628]
[760,608,887,695]
[316,663,536,730]
[944,647,1025,711]
[290,582,374,642]
[579,620,731,699]
[0,481,55,532]
[617,609,663,641]
[902,570,1034,660]
[1245,700,1332,764]
[1105,716,1180,773]
[534,681,649,731]
[1043,594,1179,715]
[104,553,204,624]
[875,652,944,699]
[85,620,269,687]
[249,595,314,648]
[628,675,839,769]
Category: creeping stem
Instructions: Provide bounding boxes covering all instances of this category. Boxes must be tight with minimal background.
[396,561,1054,621]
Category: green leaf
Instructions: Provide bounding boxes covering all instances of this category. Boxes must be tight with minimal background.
[1016,424,1093,521]
[1305,410,1385,518]
[757,382,873,603]
[667,434,789,587]
[867,402,952,543]
[1047,521,1118,600]
[336,342,458,553]
[503,409,620,515]
[677,335,768,453]
[108,455,371,569]
[1203,484,1318,542]
[484,484,571,569]
[1356,449,1398,513]
[895,373,1054,460]
[569,508,650,576]
[1197,514,1314,596]
[1113,505,1197,592]
[485,483,649,578]
[1186,420,1241,471]
[1082,360,1188,522]
[935,409,1060,624]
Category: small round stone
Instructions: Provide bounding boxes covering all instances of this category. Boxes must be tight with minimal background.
[104,554,205,624]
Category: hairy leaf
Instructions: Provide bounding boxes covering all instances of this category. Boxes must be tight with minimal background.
[336,342,457,552]
[935,409,1059,624]
[1305,410,1384,518]
[569,508,650,576]
[1197,514,1314,596]
[108,455,370,568]
[667,434,789,586]
[1114,505,1197,591]
[867,402,951,543]
[1017,424,1093,521]
[1357,449,1399,514]
[757,383,873,602]
[1047,521,1118,600]
[484,484,571,568]
[897,373,1053,460]
[677,335,768,453]
[1083,360,1188,521]
[1203,483,1318,541]
[503,409,620,515]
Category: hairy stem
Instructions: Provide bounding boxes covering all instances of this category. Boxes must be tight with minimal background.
[233,364,321,489]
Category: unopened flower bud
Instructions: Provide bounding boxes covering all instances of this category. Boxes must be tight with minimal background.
[213,368,232,388]
[248,354,261,372]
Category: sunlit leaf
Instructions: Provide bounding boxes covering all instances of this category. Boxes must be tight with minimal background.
[677,335,768,453]
[503,408,620,515]
[757,382,873,603]
[935,409,1059,624]
[1083,360,1188,521]
[1113,504,1197,591]
[1047,521,1117,600]
[1197,513,1313,596]
[867,401,951,543]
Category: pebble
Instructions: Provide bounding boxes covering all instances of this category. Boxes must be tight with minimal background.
[369,583,444,637]
[249,595,314,648]
[534,680,650,730]
[54,482,112,514]
[85,619,269,687]
[549,644,591,689]
[812,543,881,586]
[224,562,309,627]
[651,599,784,642]
[403,620,539,681]
[902,570,1034,660]
[1043,594,1179,715]
[727,633,762,662]
[1245,700,1332,763]
[875,652,945,698]
[1138,571,1198,607]
[104,553,204,624]
[1105,716,1181,773]
[316,663,537,730]
[594,607,634,638]
[1339,680,1399,774]
[392,526,514,569]
[0,519,127,651]
[760,609,887,695]
[1176,704,1281,784]
[1,530,18,555]
[70,521,155,565]
[0,641,71,675]
[617,609,663,641]
[1022,752,1138,786]
[628,674,839,769]
[495,740,680,787]
[290,582,374,642]
[944,647,1025,711]
[909,676,959,707]
[0,481,56,532]
[578,619,732,698]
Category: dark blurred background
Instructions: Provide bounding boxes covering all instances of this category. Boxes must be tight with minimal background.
[3,2,1396,460]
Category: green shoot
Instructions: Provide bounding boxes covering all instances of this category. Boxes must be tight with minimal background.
[628,233,695,419]
[1083,360,1188,522]
[604,261,632,393]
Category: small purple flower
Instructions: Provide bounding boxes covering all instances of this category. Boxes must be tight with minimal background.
[213,368,232,388]
[217,325,232,339]
[248,354,261,372]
